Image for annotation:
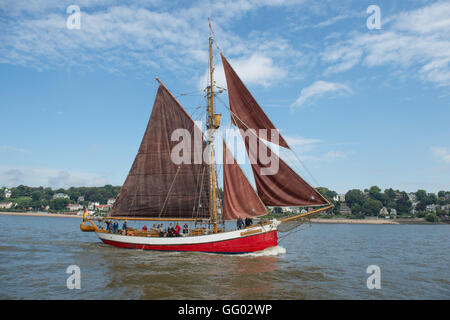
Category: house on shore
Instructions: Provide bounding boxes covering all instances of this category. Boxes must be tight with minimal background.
[88,202,100,210]
[0,202,14,209]
[95,204,112,212]
[66,203,83,211]
[53,193,69,200]
[332,194,346,202]
[379,207,389,217]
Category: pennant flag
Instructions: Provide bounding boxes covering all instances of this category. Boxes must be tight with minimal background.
[208,17,215,35]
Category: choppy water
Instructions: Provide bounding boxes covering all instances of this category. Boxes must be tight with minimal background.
[0,215,448,299]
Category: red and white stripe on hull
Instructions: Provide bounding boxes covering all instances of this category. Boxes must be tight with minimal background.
[96,221,280,253]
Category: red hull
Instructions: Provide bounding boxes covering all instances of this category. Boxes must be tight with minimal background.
[100,230,278,253]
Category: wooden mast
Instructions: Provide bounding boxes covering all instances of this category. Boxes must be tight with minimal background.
[207,36,218,233]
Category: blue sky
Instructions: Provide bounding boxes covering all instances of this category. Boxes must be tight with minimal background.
[0,0,449,193]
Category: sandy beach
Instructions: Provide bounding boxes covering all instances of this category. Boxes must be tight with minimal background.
[310,218,399,225]
[0,211,82,218]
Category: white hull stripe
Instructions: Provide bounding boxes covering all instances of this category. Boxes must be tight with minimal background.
[97,221,279,246]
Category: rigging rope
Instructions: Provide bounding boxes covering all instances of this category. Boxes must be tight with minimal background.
[278,219,312,242]
[158,166,181,217]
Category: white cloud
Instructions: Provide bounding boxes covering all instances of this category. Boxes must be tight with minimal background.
[198,53,287,90]
[431,146,450,164]
[322,1,450,87]
[291,80,352,109]
[392,2,450,35]
[0,0,305,77]
[0,145,29,154]
[283,135,322,153]
[0,165,109,188]
[314,15,349,28]
[284,135,322,146]
[324,150,347,160]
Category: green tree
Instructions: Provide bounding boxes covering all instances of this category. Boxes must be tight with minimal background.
[384,188,396,200]
[12,185,33,198]
[351,203,363,214]
[395,193,412,214]
[369,186,381,197]
[427,193,437,205]
[362,198,383,216]
[416,211,427,218]
[316,187,337,203]
[386,200,396,209]
[14,196,32,209]
[415,189,427,202]
[50,198,70,211]
[416,201,426,211]
[345,189,365,207]
[31,190,42,202]
[425,213,439,223]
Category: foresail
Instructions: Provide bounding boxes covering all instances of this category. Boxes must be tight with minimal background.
[221,54,290,149]
[110,84,210,219]
[237,122,329,207]
[222,141,267,220]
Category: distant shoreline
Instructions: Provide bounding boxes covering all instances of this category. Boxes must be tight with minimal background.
[310,218,398,225]
[0,211,81,218]
[309,218,441,225]
[0,211,443,225]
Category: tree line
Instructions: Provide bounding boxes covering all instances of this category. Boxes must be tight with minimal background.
[1,184,449,219]
[315,186,449,222]
[0,185,121,212]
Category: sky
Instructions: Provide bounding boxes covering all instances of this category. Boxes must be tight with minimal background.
[0,0,449,194]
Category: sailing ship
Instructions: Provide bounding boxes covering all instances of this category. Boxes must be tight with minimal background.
[80,31,333,253]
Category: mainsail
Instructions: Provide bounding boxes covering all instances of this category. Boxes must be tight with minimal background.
[110,84,210,219]
[239,129,328,206]
[222,53,329,207]
[221,54,290,149]
[222,141,267,220]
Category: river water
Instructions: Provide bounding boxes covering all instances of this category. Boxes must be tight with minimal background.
[0,215,448,299]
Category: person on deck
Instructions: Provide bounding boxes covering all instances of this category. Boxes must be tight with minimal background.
[174,223,181,237]
[105,220,112,232]
[122,220,128,234]
[237,218,244,230]
[245,217,253,227]
[183,223,189,236]
[112,220,118,233]
[167,223,175,237]
[158,224,165,236]
[142,225,148,231]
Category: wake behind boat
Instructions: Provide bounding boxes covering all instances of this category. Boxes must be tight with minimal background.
[80,23,333,253]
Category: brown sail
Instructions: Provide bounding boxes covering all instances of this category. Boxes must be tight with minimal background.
[238,123,329,207]
[222,141,267,220]
[221,53,289,149]
[110,84,210,218]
